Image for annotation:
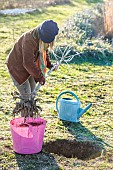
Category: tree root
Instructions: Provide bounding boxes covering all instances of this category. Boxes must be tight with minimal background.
[12,91,42,119]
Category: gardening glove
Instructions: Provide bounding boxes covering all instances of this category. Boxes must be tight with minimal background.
[36,76,45,85]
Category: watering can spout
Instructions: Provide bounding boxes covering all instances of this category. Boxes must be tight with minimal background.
[77,103,92,119]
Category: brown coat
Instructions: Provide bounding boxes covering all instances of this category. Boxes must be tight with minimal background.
[6,28,53,85]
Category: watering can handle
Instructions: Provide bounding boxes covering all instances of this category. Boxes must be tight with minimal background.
[56,90,80,113]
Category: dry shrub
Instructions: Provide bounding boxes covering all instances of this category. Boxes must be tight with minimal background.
[103,0,113,38]
[0,0,45,9]
[84,1,113,40]
[0,0,70,9]
[91,5,104,37]
[47,0,70,5]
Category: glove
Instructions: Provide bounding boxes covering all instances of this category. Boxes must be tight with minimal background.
[39,76,45,85]
[35,76,45,85]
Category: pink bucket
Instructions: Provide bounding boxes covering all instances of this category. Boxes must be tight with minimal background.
[10,117,46,154]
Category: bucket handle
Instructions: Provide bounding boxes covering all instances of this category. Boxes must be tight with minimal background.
[56,90,80,113]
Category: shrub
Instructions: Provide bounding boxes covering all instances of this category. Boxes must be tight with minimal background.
[56,3,113,63]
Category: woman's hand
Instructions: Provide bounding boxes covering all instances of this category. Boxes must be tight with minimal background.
[39,76,45,85]
[35,76,45,85]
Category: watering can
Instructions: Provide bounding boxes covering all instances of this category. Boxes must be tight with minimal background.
[56,90,92,122]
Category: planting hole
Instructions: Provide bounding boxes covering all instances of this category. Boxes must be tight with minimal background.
[43,139,103,160]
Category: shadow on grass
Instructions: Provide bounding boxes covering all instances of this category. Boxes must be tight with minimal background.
[51,51,113,66]
[51,55,113,66]
[70,55,113,66]
[43,121,113,160]
[15,151,60,170]
[62,121,113,148]
[86,0,104,4]
[50,44,113,66]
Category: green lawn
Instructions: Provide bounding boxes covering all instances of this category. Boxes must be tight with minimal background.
[0,0,113,169]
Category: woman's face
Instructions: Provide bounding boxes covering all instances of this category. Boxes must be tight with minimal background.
[44,43,49,50]
[45,43,49,48]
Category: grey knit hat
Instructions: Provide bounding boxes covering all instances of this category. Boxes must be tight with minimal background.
[38,20,59,43]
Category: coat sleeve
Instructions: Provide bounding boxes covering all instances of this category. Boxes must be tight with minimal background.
[22,37,43,82]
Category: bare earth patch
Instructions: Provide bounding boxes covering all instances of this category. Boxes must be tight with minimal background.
[43,139,103,160]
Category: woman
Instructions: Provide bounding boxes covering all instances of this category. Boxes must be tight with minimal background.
[6,20,59,102]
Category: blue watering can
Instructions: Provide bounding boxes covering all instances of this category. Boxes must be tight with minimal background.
[56,90,92,122]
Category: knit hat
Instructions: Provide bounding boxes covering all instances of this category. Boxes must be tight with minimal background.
[38,20,59,43]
